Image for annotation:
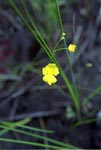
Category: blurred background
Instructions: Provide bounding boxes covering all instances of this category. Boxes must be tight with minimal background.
[0,0,101,149]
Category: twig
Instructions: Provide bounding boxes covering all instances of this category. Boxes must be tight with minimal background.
[0,110,59,121]
[9,98,19,121]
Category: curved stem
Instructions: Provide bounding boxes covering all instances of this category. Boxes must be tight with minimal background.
[54,47,68,52]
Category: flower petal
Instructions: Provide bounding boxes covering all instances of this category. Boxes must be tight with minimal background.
[42,74,57,85]
[68,44,77,52]
[42,63,59,76]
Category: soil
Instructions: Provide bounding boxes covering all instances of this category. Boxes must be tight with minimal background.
[0,0,101,149]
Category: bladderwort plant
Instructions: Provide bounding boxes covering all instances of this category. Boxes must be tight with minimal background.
[0,0,100,148]
[8,0,80,119]
[8,0,101,124]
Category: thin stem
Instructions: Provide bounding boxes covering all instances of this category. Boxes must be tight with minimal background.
[83,86,101,109]
[20,0,54,61]
[2,121,54,134]
[55,0,63,33]
[53,38,63,50]
[0,125,78,149]
[71,118,101,128]
[54,47,68,52]
[64,39,80,118]
[0,138,66,149]
[55,0,80,118]
[55,0,76,86]
[63,39,79,98]
[8,0,54,62]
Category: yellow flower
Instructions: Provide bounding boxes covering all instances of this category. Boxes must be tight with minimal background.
[43,74,57,85]
[68,44,77,52]
[42,63,59,85]
[42,63,59,76]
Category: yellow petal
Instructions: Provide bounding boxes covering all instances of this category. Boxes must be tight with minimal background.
[68,44,77,52]
[42,63,59,76]
[42,75,57,85]
[42,67,48,75]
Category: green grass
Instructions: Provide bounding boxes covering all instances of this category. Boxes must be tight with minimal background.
[0,120,79,149]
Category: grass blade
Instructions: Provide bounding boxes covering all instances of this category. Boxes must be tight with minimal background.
[0,125,79,149]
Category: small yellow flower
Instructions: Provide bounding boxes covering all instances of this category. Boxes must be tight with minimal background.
[43,74,57,85]
[68,44,77,52]
[42,63,59,76]
[42,63,59,85]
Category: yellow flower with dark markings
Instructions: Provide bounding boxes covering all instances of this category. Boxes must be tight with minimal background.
[68,44,77,52]
[42,63,59,85]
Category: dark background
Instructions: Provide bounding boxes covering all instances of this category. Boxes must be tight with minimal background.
[0,0,101,149]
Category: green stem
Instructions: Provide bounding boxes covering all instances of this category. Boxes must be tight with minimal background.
[20,0,54,61]
[0,125,78,149]
[54,47,68,52]
[0,138,67,149]
[63,38,79,103]
[53,36,63,50]
[8,0,54,62]
[83,86,101,109]
[55,0,63,33]
[55,0,80,118]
